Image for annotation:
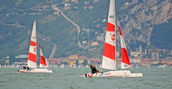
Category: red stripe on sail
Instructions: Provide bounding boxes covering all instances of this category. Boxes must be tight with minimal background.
[30,41,36,46]
[118,26,123,36]
[28,52,37,63]
[121,48,130,65]
[107,22,115,31]
[40,56,47,66]
[103,42,115,61]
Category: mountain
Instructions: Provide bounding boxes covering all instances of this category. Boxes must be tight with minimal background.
[0,0,171,58]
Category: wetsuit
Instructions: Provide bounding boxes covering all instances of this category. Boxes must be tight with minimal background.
[90,65,98,74]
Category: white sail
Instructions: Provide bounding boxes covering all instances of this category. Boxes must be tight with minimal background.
[102,0,117,70]
[117,20,131,69]
[27,21,37,68]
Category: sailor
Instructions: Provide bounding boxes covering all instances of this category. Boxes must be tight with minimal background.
[26,67,30,70]
[90,65,102,74]
[23,66,26,70]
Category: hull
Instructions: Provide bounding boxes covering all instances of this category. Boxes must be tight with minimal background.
[82,70,143,78]
[18,68,53,73]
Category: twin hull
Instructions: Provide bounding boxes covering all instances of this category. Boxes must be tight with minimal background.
[84,70,143,77]
[19,68,53,73]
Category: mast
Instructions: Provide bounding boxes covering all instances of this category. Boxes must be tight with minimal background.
[114,0,117,69]
[27,21,37,68]
[102,0,116,70]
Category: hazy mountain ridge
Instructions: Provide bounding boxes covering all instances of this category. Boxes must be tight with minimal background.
[0,0,171,58]
[118,0,172,49]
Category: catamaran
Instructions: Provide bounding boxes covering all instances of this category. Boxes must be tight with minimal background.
[82,0,143,77]
[18,21,53,73]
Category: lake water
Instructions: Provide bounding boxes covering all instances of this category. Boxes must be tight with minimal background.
[0,67,171,89]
